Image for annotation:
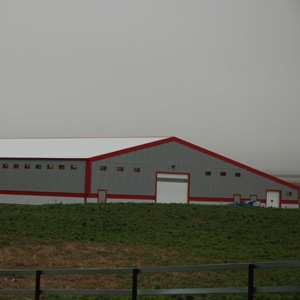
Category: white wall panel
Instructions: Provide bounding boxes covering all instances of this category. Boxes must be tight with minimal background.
[0,194,84,205]
[189,201,231,205]
[281,203,299,209]
[86,198,98,203]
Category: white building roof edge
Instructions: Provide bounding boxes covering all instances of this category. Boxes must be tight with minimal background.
[0,137,170,159]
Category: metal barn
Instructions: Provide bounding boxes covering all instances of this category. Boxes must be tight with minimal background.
[0,137,299,208]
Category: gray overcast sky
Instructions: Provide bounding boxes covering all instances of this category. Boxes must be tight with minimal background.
[0,0,299,175]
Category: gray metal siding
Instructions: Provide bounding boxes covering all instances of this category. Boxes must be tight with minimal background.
[91,142,298,201]
[0,160,85,193]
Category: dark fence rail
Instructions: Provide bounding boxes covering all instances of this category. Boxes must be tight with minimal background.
[1,261,300,299]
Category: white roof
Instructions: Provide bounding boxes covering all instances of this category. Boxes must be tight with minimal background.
[0,137,169,159]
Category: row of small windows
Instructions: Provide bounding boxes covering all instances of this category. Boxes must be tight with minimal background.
[98,166,240,177]
[205,171,241,177]
[0,162,295,197]
[2,164,77,170]
[100,166,141,172]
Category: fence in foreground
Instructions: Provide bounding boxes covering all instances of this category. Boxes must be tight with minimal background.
[1,261,300,299]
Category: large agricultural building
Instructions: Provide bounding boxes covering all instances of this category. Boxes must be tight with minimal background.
[0,137,299,208]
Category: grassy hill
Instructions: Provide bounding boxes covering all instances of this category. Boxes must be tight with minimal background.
[0,203,300,299]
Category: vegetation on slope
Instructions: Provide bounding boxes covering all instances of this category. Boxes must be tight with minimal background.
[0,203,300,299]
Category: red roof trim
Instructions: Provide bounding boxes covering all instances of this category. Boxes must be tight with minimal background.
[172,137,299,191]
[90,136,299,191]
[1,137,298,191]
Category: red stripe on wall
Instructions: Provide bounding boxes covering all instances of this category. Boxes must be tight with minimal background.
[172,138,300,191]
[88,194,98,198]
[85,160,92,196]
[89,136,299,191]
[108,194,156,200]
[189,197,233,203]
[86,194,156,200]
[1,191,298,206]
[281,200,299,205]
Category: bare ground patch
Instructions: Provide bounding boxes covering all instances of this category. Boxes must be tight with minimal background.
[0,240,247,299]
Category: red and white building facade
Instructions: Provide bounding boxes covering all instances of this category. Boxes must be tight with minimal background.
[0,137,299,208]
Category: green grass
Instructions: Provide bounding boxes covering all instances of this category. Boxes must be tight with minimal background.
[1,203,300,299]
[1,203,300,261]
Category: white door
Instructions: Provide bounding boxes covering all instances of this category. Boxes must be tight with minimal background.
[98,190,106,203]
[266,191,280,208]
[156,173,189,204]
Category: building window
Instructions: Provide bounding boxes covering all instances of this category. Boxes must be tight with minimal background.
[205,171,211,176]
[133,167,140,173]
[235,172,241,178]
[117,166,124,172]
[59,165,65,170]
[100,166,107,171]
[2,164,8,169]
[36,164,42,169]
[24,164,30,169]
[14,164,19,169]
[220,172,226,177]
[287,192,292,196]
[71,164,77,170]
[47,164,53,170]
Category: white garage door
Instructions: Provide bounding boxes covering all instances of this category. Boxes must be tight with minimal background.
[156,173,189,204]
[266,191,280,208]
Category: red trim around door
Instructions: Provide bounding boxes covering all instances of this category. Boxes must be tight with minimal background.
[155,171,190,204]
[265,189,282,208]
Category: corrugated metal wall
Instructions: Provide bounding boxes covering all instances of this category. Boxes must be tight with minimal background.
[91,142,298,201]
[0,159,85,193]
[0,142,297,202]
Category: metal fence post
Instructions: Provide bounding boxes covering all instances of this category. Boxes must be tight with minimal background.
[248,264,255,300]
[35,270,41,300]
[132,268,139,300]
